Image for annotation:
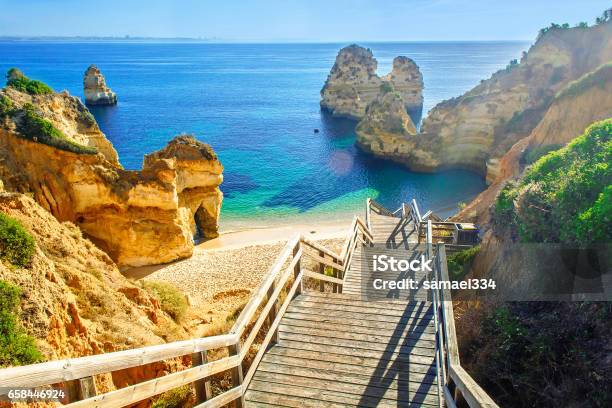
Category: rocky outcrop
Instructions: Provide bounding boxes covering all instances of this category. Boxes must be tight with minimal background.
[382,56,424,112]
[2,86,120,166]
[0,79,223,268]
[83,65,117,105]
[0,193,187,357]
[355,91,426,164]
[398,22,612,176]
[320,45,423,119]
[0,192,189,396]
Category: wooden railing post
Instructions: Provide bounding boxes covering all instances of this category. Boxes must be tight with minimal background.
[192,350,212,403]
[228,343,244,408]
[65,376,96,402]
[293,244,302,296]
[318,250,325,292]
[267,280,279,344]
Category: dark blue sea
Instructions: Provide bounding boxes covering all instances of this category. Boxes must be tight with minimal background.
[0,41,528,229]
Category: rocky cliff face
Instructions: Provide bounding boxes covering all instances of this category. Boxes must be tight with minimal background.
[355,91,424,163]
[382,56,424,112]
[83,65,117,106]
[457,62,612,225]
[0,192,189,396]
[320,45,423,119]
[0,82,223,268]
[402,22,612,176]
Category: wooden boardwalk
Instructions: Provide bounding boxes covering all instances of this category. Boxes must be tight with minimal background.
[245,206,440,407]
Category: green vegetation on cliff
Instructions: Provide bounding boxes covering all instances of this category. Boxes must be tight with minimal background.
[463,302,611,407]
[141,280,189,322]
[493,119,611,244]
[15,104,98,155]
[0,280,42,367]
[0,212,35,268]
[6,68,53,95]
[555,62,612,100]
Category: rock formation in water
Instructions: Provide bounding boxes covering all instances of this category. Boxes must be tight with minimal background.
[0,72,223,268]
[355,90,425,164]
[409,22,612,176]
[320,44,423,119]
[83,65,117,105]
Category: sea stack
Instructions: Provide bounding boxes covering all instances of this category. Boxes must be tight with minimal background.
[320,44,423,119]
[382,56,423,112]
[83,65,117,105]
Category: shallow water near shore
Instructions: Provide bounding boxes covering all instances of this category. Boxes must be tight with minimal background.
[0,41,528,229]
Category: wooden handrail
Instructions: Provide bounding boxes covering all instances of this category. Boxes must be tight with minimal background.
[425,230,499,407]
[0,334,236,389]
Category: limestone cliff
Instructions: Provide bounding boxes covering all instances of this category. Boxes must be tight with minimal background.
[2,86,119,166]
[83,65,117,105]
[457,62,612,225]
[0,76,223,268]
[406,22,612,175]
[0,193,188,391]
[320,45,423,119]
[0,192,184,356]
[355,91,426,164]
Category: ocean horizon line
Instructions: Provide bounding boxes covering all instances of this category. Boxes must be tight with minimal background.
[0,36,532,44]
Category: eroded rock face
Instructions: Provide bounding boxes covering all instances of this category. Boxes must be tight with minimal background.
[355,91,425,164]
[410,22,612,176]
[320,44,423,119]
[83,65,117,106]
[382,56,424,111]
[0,86,223,268]
[456,62,612,225]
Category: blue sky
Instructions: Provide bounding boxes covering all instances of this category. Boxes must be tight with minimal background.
[0,0,608,41]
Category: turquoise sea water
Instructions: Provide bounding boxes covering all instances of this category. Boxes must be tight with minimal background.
[0,41,528,230]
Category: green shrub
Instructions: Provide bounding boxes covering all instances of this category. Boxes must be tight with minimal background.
[6,68,53,95]
[0,280,42,367]
[379,82,394,94]
[0,95,14,118]
[151,385,192,408]
[0,213,35,268]
[522,143,563,165]
[15,104,97,155]
[141,281,188,322]
[447,245,480,280]
[493,119,611,244]
[492,182,518,230]
[467,302,612,407]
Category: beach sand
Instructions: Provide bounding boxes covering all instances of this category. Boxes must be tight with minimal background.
[124,221,350,336]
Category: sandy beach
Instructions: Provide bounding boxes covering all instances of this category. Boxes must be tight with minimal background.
[125,221,349,336]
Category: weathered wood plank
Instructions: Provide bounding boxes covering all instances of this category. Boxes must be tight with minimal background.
[277,331,437,357]
[266,346,435,374]
[265,354,437,384]
[281,316,436,336]
[251,371,440,405]
[277,325,436,348]
[249,380,438,408]
[256,360,435,394]
[249,378,439,407]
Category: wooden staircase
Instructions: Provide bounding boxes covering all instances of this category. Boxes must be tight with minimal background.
[0,198,498,408]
